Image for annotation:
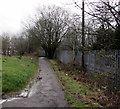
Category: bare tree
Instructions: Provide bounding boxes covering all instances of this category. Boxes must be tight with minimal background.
[11,35,29,55]
[74,0,120,29]
[73,0,120,49]
[2,33,10,55]
[26,6,71,58]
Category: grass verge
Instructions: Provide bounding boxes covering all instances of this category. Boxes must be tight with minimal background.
[0,55,2,96]
[48,59,119,107]
[2,56,38,95]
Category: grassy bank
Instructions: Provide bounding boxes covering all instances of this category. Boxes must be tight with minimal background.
[2,56,38,95]
[48,59,119,107]
[0,55,2,96]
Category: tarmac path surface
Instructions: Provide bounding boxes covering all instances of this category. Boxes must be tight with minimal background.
[2,57,68,107]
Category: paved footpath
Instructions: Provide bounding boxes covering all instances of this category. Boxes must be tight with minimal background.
[2,57,68,107]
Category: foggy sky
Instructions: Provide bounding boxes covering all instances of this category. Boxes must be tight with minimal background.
[0,0,110,35]
[0,0,77,35]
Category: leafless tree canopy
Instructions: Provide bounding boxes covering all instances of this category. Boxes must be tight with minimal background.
[26,6,72,58]
[73,0,120,50]
[74,0,120,30]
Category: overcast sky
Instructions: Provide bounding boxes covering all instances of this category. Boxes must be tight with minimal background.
[0,0,80,35]
[0,0,118,35]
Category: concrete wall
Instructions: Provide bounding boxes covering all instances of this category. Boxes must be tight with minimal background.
[54,50,120,89]
[39,50,45,57]
[54,50,73,64]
